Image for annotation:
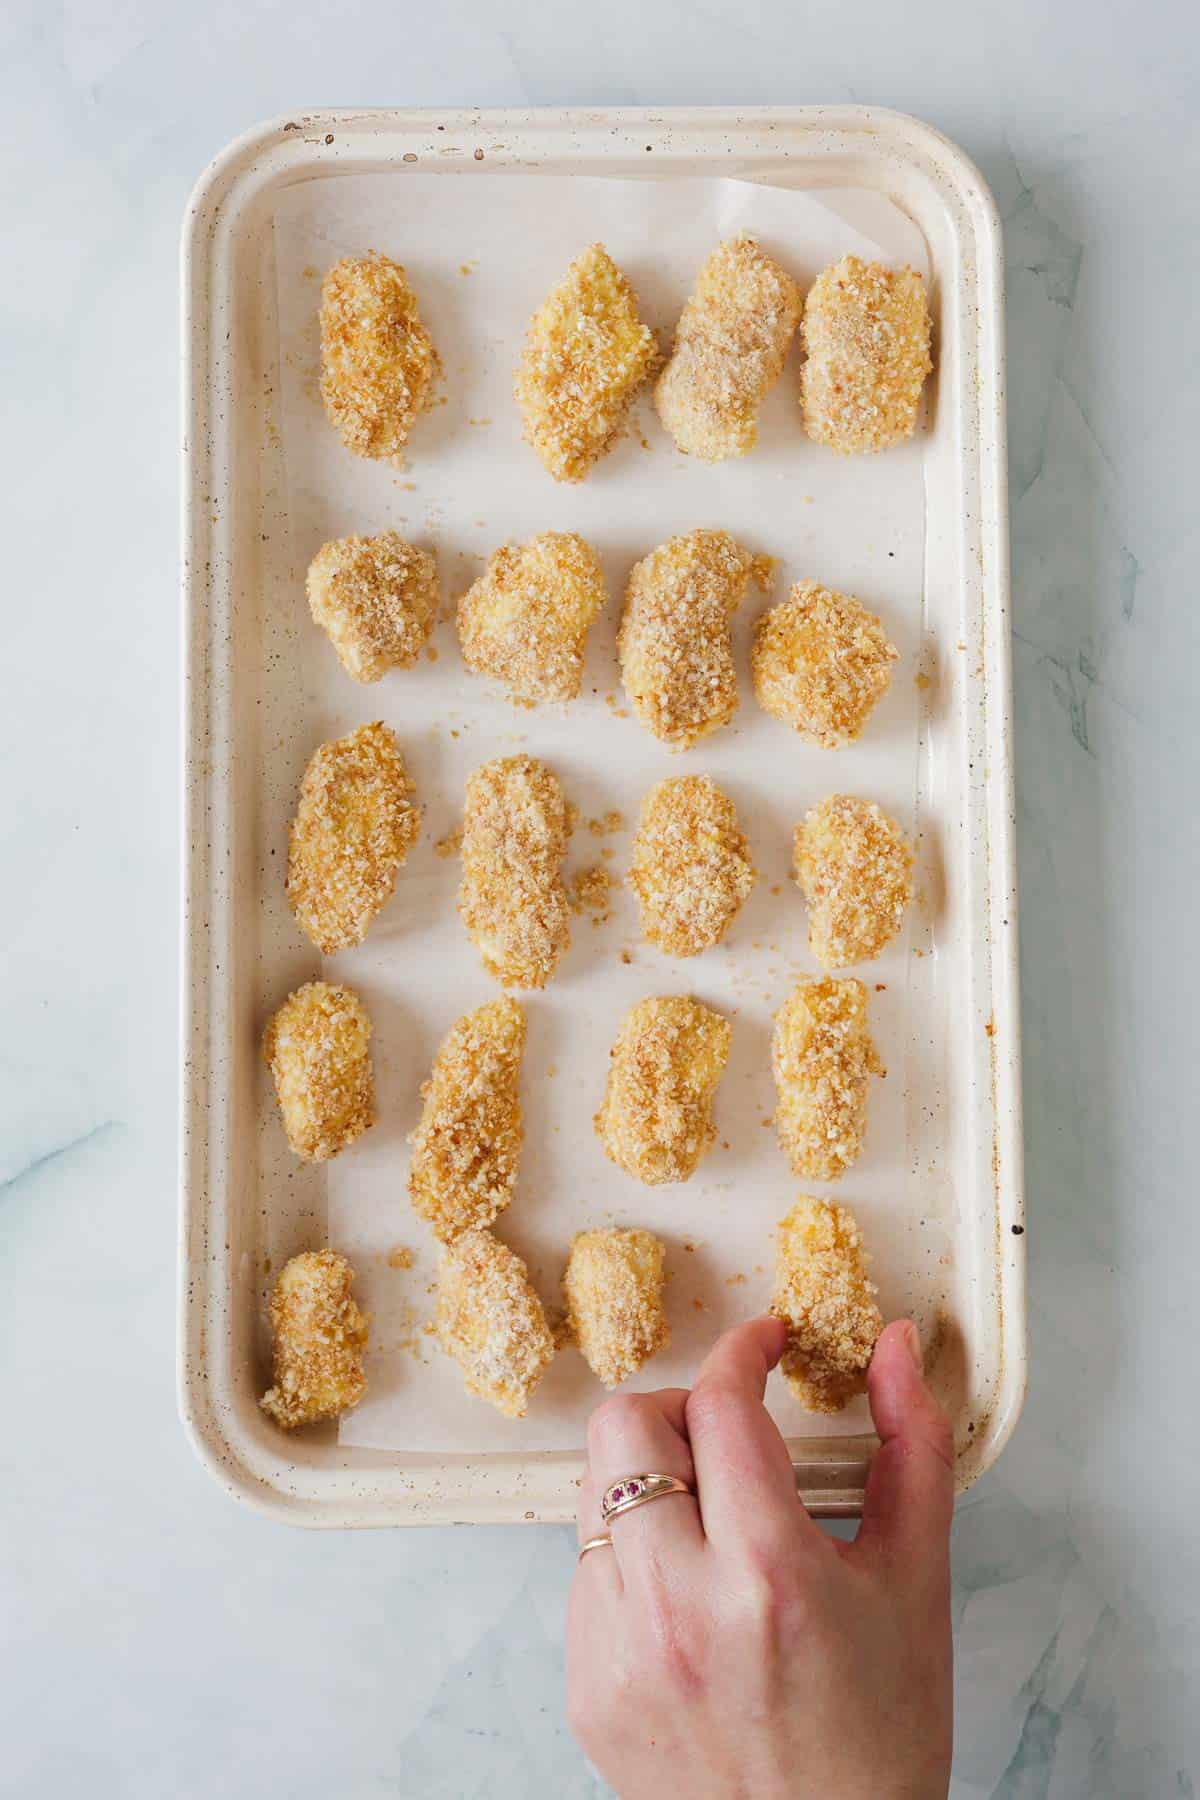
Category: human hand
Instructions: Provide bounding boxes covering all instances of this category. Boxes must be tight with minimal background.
[567,1316,953,1800]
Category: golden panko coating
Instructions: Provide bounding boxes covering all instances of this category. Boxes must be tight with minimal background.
[262,980,375,1162]
[260,1249,369,1429]
[772,978,883,1181]
[515,243,658,483]
[408,997,526,1243]
[457,531,608,704]
[564,1228,669,1388]
[772,1197,882,1412]
[655,236,801,461]
[458,755,571,988]
[618,529,770,750]
[751,582,898,747]
[287,722,420,954]
[436,1229,556,1418]
[306,531,437,683]
[793,795,914,969]
[629,775,756,956]
[800,255,932,455]
[596,995,731,1186]
[319,253,439,463]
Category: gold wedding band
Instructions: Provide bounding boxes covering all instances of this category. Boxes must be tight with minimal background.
[601,1472,693,1524]
[578,1534,614,1560]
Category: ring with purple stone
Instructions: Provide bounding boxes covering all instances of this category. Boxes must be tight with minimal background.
[601,1472,693,1524]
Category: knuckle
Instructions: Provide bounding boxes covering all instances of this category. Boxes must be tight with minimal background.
[925,1410,955,1472]
[683,1380,740,1440]
[733,1546,811,1648]
[587,1390,653,1454]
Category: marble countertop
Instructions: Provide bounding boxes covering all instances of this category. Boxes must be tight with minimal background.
[3,2,1198,1794]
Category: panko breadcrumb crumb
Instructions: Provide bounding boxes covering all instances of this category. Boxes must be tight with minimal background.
[436,1229,556,1417]
[570,864,614,918]
[564,1228,669,1387]
[262,980,375,1162]
[630,775,755,956]
[287,722,420,953]
[459,755,571,988]
[260,1249,369,1429]
[408,997,526,1242]
[772,1198,882,1412]
[655,237,801,461]
[306,531,437,682]
[320,253,439,463]
[457,532,607,703]
[596,995,731,1185]
[800,255,932,455]
[515,244,658,483]
[618,529,770,750]
[772,978,883,1181]
[793,795,914,969]
[752,582,898,747]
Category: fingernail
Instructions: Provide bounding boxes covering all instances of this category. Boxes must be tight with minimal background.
[903,1320,923,1371]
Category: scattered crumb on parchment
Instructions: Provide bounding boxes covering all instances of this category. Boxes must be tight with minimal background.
[434,826,462,859]
[570,864,614,919]
[388,1246,415,1271]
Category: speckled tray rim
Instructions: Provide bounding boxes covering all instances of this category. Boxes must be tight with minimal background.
[179,104,1024,1528]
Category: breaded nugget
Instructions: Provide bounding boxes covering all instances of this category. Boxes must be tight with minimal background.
[287,722,419,954]
[596,995,731,1185]
[629,775,755,956]
[515,244,658,482]
[262,980,375,1162]
[260,1249,369,1429]
[458,754,571,988]
[772,1196,882,1412]
[408,997,526,1242]
[772,978,883,1181]
[564,1228,669,1388]
[800,255,932,454]
[752,582,898,747]
[793,795,914,969]
[319,252,438,463]
[618,529,769,750]
[457,531,607,704]
[655,236,801,461]
[306,531,437,683]
[436,1229,556,1418]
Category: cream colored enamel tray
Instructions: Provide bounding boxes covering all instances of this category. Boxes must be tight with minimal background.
[180,106,1024,1526]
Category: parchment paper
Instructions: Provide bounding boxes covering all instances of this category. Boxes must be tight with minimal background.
[269,171,935,1453]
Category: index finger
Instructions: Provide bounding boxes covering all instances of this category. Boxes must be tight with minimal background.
[684,1317,824,1555]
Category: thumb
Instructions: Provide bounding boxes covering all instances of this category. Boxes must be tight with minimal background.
[856,1320,954,1573]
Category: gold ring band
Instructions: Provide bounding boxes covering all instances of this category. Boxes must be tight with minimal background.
[578,1534,614,1559]
[601,1473,693,1524]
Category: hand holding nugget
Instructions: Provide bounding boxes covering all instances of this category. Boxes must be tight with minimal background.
[568,1316,954,1799]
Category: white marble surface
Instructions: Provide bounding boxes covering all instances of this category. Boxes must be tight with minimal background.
[2,2,1197,1794]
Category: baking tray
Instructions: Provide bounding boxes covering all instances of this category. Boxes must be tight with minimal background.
[180,106,1024,1526]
